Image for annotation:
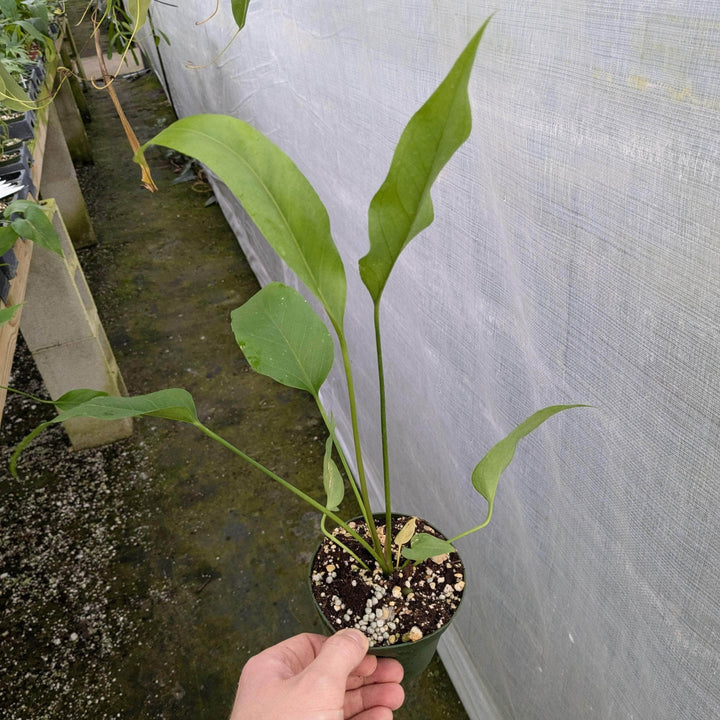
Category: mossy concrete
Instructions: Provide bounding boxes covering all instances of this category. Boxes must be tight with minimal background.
[0,6,471,718]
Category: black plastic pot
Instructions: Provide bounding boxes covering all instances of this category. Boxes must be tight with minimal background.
[1,111,36,142]
[310,513,464,680]
[0,142,32,176]
[1,246,18,283]
[0,165,34,288]
[20,63,46,101]
[0,270,10,303]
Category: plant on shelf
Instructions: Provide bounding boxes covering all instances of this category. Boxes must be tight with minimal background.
[0,0,60,119]
[0,196,61,255]
[0,195,60,326]
[0,0,57,70]
[8,16,588,672]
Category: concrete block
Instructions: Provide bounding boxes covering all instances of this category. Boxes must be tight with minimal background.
[53,78,92,164]
[39,104,96,249]
[61,415,133,450]
[21,208,131,449]
[29,336,132,448]
[22,211,105,352]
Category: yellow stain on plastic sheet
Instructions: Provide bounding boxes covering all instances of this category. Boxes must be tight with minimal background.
[628,75,649,91]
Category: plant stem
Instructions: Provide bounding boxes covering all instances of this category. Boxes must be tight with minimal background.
[332,324,389,570]
[447,514,492,544]
[194,421,381,562]
[321,515,369,570]
[373,302,393,568]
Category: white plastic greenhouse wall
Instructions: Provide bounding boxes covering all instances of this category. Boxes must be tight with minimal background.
[138,2,719,718]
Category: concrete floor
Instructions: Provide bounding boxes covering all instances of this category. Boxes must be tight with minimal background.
[0,8,471,720]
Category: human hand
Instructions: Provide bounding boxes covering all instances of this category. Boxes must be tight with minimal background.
[229,629,405,720]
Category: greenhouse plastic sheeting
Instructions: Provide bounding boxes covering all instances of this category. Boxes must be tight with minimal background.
[138,2,720,718]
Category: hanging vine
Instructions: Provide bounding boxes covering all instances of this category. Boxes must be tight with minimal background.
[81,1,250,185]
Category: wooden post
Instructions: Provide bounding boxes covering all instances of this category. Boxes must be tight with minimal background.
[0,238,33,421]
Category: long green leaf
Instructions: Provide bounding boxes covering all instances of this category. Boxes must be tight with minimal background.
[9,389,199,477]
[359,17,492,303]
[138,115,347,329]
[52,388,111,410]
[0,63,31,111]
[15,19,47,45]
[50,388,199,423]
[230,283,334,396]
[231,0,250,30]
[9,388,110,476]
[470,404,589,529]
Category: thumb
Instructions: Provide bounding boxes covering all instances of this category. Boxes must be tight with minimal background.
[305,629,369,685]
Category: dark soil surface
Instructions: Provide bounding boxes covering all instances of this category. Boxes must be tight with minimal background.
[312,517,464,647]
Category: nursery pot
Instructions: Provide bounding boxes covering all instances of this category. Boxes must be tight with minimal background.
[1,111,36,142]
[0,142,32,175]
[310,513,465,681]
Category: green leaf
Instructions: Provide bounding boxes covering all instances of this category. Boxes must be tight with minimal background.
[9,388,111,476]
[14,19,47,46]
[359,17,492,303]
[6,204,62,256]
[138,115,347,329]
[0,0,19,20]
[323,435,344,511]
[2,201,62,256]
[472,404,589,527]
[50,388,200,424]
[0,63,31,112]
[0,303,22,327]
[0,226,19,256]
[231,0,250,30]
[9,389,199,477]
[401,533,456,562]
[126,0,151,34]
[230,282,334,396]
[52,388,111,410]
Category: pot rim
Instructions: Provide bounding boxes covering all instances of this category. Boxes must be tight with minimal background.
[309,512,465,651]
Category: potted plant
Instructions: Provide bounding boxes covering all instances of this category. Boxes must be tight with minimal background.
[0,137,31,175]
[10,18,588,677]
[0,195,60,303]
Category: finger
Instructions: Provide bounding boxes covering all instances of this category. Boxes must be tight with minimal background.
[346,654,378,686]
[257,633,329,678]
[303,629,369,687]
[343,681,405,718]
[347,708,394,720]
[345,656,403,691]
[366,657,404,685]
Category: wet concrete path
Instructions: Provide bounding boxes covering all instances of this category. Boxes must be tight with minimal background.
[0,8,470,720]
